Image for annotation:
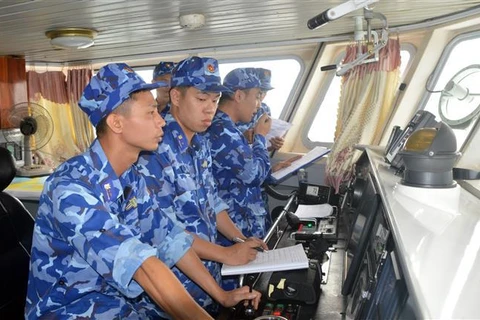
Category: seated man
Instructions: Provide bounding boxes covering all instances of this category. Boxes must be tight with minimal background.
[138,56,266,315]
[26,63,259,319]
[204,68,272,243]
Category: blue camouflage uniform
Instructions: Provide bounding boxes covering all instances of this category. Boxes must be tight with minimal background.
[138,56,230,313]
[236,68,276,216]
[160,102,172,118]
[204,68,272,245]
[26,63,192,319]
[153,61,176,118]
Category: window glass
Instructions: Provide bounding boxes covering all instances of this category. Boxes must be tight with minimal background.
[422,35,480,150]
[219,59,302,119]
[136,69,156,92]
[307,49,412,144]
[135,60,302,120]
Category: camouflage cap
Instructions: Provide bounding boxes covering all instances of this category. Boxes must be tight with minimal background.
[223,67,261,92]
[256,68,274,91]
[171,56,229,93]
[153,61,176,79]
[79,63,168,126]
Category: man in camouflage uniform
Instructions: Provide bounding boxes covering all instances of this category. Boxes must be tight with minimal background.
[138,56,265,315]
[237,68,283,151]
[26,63,258,319]
[152,61,176,116]
[204,68,272,245]
[236,68,299,217]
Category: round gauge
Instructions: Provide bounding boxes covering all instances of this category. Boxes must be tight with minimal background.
[439,64,480,128]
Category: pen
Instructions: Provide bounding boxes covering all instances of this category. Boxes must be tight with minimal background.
[232,237,265,252]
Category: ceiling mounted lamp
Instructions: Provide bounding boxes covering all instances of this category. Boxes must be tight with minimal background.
[179,14,206,30]
[45,28,98,49]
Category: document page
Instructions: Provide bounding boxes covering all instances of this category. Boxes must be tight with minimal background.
[271,146,330,182]
[221,244,309,276]
[265,119,292,149]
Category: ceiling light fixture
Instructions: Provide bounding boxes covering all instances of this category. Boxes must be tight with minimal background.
[45,28,98,49]
[179,14,206,30]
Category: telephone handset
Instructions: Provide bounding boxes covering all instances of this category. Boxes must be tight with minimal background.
[384,110,437,170]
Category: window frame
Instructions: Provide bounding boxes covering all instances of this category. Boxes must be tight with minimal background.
[302,42,416,149]
[418,30,480,153]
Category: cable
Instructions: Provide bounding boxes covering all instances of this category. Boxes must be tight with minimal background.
[425,72,443,93]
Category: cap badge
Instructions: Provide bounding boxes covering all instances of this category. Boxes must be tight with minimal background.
[123,66,134,73]
[207,64,215,73]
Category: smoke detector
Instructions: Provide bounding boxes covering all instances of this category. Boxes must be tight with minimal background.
[179,14,206,30]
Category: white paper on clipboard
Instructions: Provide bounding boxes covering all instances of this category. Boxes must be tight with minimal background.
[271,146,330,183]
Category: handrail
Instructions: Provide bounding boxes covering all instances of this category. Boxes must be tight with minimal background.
[263,193,297,244]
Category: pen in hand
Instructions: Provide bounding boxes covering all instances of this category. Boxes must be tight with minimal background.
[232,237,265,252]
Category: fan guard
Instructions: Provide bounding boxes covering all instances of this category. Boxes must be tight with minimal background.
[2,102,54,177]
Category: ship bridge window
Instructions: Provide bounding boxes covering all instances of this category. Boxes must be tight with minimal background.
[306,47,413,146]
[219,59,302,119]
[135,58,302,120]
[421,32,480,151]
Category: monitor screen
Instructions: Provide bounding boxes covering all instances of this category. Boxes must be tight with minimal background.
[342,193,380,296]
[364,251,409,320]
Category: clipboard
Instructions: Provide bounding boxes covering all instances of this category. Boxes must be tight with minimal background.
[270,147,330,184]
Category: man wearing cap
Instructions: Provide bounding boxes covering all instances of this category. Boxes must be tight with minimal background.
[238,68,285,151]
[237,68,283,151]
[204,68,272,246]
[236,68,298,216]
[138,57,266,315]
[26,63,258,319]
[152,61,176,116]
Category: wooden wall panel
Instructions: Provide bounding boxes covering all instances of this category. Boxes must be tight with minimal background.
[0,56,27,129]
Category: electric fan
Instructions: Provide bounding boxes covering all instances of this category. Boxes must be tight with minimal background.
[439,64,480,129]
[2,102,54,177]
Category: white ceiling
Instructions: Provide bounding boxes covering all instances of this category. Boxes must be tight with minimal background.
[1,0,480,64]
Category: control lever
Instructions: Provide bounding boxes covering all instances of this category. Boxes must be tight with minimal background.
[285,211,300,229]
[244,283,255,318]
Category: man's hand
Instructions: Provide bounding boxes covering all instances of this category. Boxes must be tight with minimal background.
[254,113,271,137]
[218,286,262,309]
[268,136,284,151]
[222,238,267,265]
[272,154,302,173]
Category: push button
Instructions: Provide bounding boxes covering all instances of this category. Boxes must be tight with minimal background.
[273,303,284,316]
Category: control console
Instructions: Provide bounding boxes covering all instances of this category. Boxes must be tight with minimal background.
[290,215,337,242]
[260,302,300,319]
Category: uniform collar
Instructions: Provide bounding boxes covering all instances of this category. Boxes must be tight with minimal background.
[88,139,130,203]
[214,110,235,125]
[164,113,203,153]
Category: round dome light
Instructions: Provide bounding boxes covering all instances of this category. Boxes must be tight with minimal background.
[45,28,97,49]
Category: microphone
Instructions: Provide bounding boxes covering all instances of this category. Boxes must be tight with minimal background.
[307,0,379,30]
[320,64,337,71]
[307,10,333,30]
